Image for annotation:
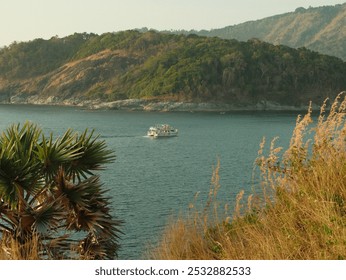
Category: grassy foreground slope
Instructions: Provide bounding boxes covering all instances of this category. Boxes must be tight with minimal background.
[150,93,346,260]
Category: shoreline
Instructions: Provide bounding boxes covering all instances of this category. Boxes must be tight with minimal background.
[0,97,320,112]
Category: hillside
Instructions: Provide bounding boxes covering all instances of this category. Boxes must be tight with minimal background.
[0,31,345,109]
[193,3,346,61]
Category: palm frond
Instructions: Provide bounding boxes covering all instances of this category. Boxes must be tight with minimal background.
[0,122,122,259]
[30,199,67,234]
[36,130,83,181]
[78,233,121,260]
[65,129,115,182]
[57,173,122,227]
[55,171,123,258]
[0,201,17,234]
[43,234,74,259]
[0,122,43,207]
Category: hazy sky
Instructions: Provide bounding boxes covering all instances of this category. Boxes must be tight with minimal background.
[1,0,345,47]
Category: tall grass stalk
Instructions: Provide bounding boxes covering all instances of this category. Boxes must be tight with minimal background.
[150,93,346,260]
[0,233,41,260]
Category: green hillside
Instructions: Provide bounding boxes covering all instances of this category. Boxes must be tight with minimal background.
[0,30,345,108]
[192,3,346,61]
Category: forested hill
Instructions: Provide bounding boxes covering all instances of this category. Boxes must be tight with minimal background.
[191,3,346,61]
[0,30,345,108]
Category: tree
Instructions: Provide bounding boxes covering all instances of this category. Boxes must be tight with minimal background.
[0,122,122,259]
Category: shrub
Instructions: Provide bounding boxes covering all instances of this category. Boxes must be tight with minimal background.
[0,122,122,259]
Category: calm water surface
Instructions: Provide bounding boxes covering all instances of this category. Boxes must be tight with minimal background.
[0,104,299,259]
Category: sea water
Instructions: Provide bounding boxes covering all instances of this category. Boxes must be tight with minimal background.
[0,104,299,259]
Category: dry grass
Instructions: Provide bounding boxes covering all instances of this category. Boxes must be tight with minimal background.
[150,92,346,260]
[0,233,41,260]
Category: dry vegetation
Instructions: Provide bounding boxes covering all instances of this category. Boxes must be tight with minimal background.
[0,234,41,260]
[150,92,346,260]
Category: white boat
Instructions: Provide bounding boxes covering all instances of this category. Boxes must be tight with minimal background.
[147,124,178,138]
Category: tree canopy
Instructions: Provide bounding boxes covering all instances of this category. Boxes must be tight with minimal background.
[0,30,345,106]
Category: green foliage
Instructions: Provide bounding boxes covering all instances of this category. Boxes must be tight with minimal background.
[0,33,96,78]
[117,34,346,105]
[0,122,121,259]
[188,3,346,61]
[0,30,345,105]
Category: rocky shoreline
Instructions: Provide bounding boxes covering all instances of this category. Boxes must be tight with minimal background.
[1,95,320,112]
[88,99,319,112]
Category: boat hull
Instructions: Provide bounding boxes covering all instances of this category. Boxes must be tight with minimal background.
[148,132,178,138]
[147,124,178,138]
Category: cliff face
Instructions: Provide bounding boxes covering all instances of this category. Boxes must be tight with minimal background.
[0,31,345,109]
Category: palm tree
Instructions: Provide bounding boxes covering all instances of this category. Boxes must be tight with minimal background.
[0,122,122,259]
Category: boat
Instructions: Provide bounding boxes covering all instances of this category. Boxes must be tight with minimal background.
[147,124,178,138]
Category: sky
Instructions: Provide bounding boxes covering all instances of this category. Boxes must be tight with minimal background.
[0,0,345,47]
